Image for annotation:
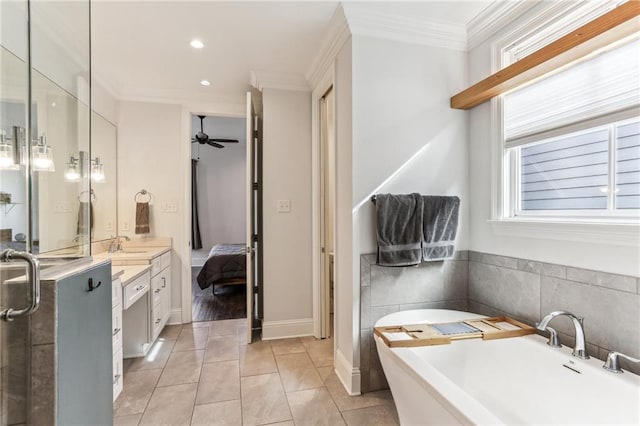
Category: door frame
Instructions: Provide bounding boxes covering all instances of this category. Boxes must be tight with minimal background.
[311,67,336,338]
[180,105,246,324]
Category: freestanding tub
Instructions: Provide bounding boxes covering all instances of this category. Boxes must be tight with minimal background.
[374,309,640,425]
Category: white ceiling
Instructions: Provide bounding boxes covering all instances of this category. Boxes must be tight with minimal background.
[91,1,492,105]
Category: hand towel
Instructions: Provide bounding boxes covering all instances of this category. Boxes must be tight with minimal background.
[375,193,424,267]
[76,201,93,236]
[422,196,460,261]
[135,202,150,234]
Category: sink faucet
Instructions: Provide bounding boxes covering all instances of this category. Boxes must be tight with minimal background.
[536,311,589,359]
[603,351,640,373]
[108,235,131,253]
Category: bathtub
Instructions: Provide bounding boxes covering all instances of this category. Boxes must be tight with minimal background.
[374,309,640,425]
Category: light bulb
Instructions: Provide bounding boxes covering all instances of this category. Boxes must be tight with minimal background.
[190,39,204,49]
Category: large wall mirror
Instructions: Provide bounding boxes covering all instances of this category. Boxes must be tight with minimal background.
[90,112,117,242]
[1,0,93,256]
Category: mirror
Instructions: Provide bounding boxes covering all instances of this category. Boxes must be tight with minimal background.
[90,112,117,242]
[0,45,92,255]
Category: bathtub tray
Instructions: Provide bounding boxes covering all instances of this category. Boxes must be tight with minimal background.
[374,316,535,348]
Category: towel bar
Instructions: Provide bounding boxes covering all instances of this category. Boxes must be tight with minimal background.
[135,189,152,203]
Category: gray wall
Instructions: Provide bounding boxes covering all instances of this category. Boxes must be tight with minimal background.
[361,250,640,393]
[468,251,640,375]
[360,252,468,392]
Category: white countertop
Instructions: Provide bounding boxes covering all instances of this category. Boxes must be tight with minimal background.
[118,264,151,286]
[93,246,170,263]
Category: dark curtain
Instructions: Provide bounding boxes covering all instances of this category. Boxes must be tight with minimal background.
[191,159,203,249]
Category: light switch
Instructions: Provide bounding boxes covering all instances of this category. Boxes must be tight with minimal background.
[122,220,130,231]
[277,199,291,213]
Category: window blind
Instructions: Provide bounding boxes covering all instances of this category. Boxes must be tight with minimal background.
[504,38,640,148]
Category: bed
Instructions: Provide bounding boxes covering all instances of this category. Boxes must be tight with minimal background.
[197,243,247,293]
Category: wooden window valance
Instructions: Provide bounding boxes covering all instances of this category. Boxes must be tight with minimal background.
[450,1,640,110]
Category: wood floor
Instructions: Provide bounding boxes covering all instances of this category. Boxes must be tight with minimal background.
[192,267,246,322]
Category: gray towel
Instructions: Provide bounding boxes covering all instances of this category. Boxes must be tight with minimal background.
[422,196,460,261]
[375,193,424,267]
[76,201,93,236]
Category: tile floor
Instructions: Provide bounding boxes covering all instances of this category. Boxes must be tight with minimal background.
[114,319,399,425]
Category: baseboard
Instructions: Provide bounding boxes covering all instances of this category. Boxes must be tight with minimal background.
[168,308,183,325]
[262,318,314,340]
[335,348,361,396]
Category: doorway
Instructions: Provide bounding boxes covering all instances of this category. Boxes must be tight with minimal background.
[319,86,336,339]
[190,114,248,322]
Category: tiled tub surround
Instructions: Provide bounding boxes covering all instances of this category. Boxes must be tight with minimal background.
[468,251,640,375]
[360,252,469,392]
[360,250,640,393]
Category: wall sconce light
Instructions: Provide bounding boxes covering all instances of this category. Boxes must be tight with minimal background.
[0,130,17,169]
[64,151,105,182]
[0,127,55,172]
[32,135,55,172]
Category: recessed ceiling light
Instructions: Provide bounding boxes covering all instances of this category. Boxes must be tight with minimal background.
[190,39,204,49]
[200,80,211,86]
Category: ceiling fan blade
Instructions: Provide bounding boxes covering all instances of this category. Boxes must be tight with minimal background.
[207,141,225,148]
[210,138,239,143]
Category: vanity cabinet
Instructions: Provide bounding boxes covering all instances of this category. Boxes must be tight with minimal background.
[112,276,123,401]
[150,252,171,341]
[109,245,172,358]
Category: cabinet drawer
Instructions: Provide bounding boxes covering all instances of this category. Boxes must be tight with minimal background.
[151,274,162,308]
[113,347,123,402]
[150,256,162,277]
[112,304,123,351]
[160,251,171,270]
[112,278,121,308]
[123,271,150,310]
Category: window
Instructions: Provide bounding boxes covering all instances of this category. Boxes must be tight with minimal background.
[501,35,640,220]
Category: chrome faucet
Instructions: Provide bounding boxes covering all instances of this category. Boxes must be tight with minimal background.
[536,311,589,359]
[108,235,131,253]
[603,351,640,374]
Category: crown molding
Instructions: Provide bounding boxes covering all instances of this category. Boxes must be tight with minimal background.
[117,87,246,114]
[250,70,310,92]
[306,4,351,90]
[342,3,468,52]
[467,0,539,51]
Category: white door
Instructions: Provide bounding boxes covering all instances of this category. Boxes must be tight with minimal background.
[246,91,255,344]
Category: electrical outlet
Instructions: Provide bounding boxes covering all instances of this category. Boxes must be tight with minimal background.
[106,220,114,232]
[277,199,291,213]
[54,202,70,213]
[122,220,130,231]
[165,202,177,213]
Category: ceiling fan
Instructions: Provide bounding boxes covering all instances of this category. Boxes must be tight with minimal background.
[191,115,239,148]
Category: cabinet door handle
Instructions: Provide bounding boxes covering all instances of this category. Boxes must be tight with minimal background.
[155,318,161,325]
[113,374,121,385]
[88,278,102,292]
[161,277,166,288]
[135,285,145,292]
[113,328,121,336]
[154,288,161,294]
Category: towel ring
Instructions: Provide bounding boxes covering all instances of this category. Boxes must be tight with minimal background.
[78,189,96,203]
[135,189,152,203]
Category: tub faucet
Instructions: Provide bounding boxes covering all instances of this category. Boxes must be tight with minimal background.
[108,235,131,253]
[603,351,640,373]
[536,311,589,359]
